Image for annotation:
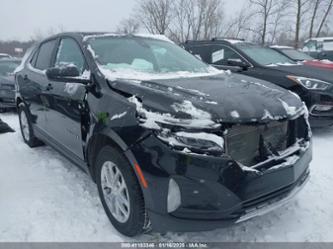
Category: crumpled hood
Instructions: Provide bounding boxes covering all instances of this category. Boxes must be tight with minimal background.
[108,73,305,125]
[272,64,333,83]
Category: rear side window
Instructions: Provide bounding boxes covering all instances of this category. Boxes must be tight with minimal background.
[55,38,85,73]
[210,45,243,65]
[35,39,57,70]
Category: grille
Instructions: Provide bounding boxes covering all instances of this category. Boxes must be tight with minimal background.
[225,120,293,166]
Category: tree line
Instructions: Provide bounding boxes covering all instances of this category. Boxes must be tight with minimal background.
[117,0,333,47]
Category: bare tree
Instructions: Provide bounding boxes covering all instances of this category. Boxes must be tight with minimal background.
[250,0,273,44]
[316,0,333,37]
[137,0,173,34]
[223,5,254,39]
[166,0,225,43]
[117,17,140,34]
[293,0,311,48]
[249,0,290,45]
[309,0,321,38]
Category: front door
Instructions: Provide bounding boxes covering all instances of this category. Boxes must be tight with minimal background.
[44,37,88,160]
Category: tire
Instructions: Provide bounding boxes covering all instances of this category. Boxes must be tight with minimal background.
[18,104,43,147]
[95,146,148,237]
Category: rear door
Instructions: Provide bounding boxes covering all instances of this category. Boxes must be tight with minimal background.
[44,37,88,160]
[18,39,57,132]
[187,44,251,71]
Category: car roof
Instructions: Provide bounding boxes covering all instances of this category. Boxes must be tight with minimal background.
[0,58,21,62]
[305,37,333,42]
[184,38,248,46]
[270,45,294,50]
[39,32,174,44]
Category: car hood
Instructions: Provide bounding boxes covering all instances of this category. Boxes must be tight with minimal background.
[271,64,333,83]
[107,73,305,126]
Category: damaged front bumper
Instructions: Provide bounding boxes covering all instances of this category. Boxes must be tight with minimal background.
[130,131,312,233]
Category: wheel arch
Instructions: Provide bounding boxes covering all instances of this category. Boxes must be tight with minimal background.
[86,129,146,190]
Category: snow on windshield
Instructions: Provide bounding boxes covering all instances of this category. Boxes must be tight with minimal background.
[85,35,222,81]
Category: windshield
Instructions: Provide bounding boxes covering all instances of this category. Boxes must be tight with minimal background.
[237,45,296,66]
[281,49,313,61]
[0,61,20,75]
[87,36,217,79]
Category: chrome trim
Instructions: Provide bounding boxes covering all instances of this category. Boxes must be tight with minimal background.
[236,171,310,223]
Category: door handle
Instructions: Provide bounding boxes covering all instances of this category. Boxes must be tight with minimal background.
[46,83,53,91]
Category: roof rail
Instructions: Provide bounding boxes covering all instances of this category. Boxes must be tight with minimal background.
[211,37,245,41]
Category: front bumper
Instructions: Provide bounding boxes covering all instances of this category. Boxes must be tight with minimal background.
[303,91,333,128]
[131,134,312,233]
[148,169,309,232]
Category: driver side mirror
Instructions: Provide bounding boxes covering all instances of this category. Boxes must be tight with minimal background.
[227,59,249,71]
[46,65,90,84]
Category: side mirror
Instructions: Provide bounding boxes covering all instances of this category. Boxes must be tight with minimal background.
[227,59,249,71]
[46,65,90,84]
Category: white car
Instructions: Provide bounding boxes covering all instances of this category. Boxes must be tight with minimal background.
[303,37,333,61]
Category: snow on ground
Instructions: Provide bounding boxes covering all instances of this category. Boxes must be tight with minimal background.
[0,112,333,242]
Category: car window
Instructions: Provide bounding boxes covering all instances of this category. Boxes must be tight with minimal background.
[55,38,85,73]
[0,61,21,75]
[210,45,244,65]
[88,37,211,74]
[281,49,314,61]
[323,40,333,51]
[303,40,317,52]
[238,46,296,65]
[35,39,57,70]
[186,45,212,64]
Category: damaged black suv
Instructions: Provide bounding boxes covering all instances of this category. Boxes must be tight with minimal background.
[15,32,312,236]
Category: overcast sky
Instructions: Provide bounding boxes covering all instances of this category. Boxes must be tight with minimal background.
[0,0,246,41]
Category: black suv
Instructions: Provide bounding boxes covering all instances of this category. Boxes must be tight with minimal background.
[183,39,333,127]
[15,33,311,236]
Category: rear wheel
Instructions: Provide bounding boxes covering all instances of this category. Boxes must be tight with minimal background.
[95,146,148,236]
[18,104,42,147]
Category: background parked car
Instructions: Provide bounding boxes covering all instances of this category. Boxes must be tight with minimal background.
[302,37,333,61]
[271,45,333,71]
[0,58,21,112]
[183,38,333,128]
[0,53,12,59]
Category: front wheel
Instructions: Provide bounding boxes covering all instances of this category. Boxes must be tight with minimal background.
[95,146,148,236]
[18,104,42,147]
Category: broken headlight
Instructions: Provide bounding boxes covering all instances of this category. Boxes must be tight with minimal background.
[287,76,330,90]
[157,130,224,155]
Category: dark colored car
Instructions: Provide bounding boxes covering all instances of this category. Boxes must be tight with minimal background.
[271,46,333,71]
[183,38,333,127]
[0,58,21,112]
[302,37,333,61]
[15,33,311,236]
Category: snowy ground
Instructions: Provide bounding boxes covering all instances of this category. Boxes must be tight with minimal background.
[0,112,333,242]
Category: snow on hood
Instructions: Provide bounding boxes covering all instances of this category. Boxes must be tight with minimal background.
[111,73,306,124]
[128,96,220,130]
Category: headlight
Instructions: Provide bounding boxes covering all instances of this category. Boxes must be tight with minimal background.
[287,76,330,90]
[157,130,224,155]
